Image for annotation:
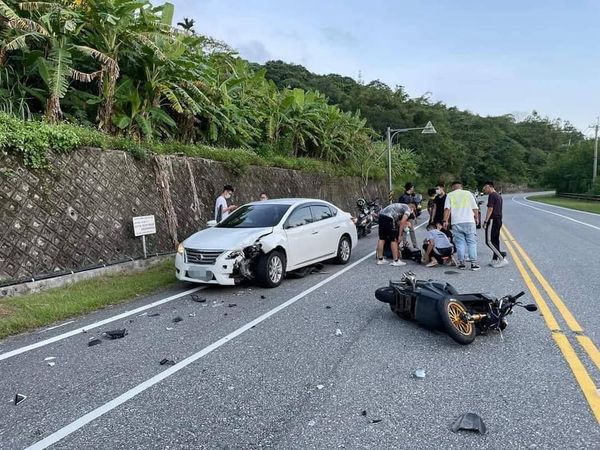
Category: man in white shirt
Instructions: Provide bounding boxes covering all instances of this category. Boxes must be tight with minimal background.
[214,185,237,222]
[443,181,480,271]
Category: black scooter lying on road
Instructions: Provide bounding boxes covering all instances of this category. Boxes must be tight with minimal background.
[375,272,537,345]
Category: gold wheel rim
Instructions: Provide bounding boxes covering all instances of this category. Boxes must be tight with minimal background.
[447,302,473,336]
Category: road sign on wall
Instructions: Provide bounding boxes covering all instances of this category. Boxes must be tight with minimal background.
[133,215,156,237]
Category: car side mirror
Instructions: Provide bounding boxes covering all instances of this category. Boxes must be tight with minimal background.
[524,304,538,312]
[207,220,217,228]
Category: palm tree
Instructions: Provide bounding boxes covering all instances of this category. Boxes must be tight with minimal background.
[177,17,195,33]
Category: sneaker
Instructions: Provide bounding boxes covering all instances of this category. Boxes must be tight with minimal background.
[488,260,496,267]
[458,263,466,270]
[376,259,386,265]
[426,260,438,267]
[390,260,407,267]
[492,258,509,268]
[471,263,481,271]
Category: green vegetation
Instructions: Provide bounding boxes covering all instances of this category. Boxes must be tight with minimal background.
[528,194,600,215]
[0,0,594,189]
[0,259,176,338]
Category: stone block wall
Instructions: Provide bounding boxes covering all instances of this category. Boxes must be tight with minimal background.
[0,148,385,284]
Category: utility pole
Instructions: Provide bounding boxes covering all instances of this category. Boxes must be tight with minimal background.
[387,127,393,203]
[593,117,599,185]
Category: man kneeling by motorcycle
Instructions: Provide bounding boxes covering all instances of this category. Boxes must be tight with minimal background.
[423,222,454,267]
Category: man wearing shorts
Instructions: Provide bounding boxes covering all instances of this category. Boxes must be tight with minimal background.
[376,203,411,267]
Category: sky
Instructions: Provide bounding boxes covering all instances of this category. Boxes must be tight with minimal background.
[168,0,600,134]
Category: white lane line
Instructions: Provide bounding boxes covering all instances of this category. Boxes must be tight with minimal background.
[25,249,384,450]
[38,321,75,333]
[0,287,205,362]
[512,196,600,232]
[523,194,600,217]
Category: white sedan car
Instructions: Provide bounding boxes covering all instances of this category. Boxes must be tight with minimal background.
[175,199,357,288]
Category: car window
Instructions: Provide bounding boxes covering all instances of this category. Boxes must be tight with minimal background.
[285,206,314,228]
[218,204,291,228]
[310,205,334,222]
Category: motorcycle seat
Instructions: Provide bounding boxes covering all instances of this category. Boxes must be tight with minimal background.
[452,293,495,303]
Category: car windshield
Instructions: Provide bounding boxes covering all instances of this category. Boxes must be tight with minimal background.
[218,204,291,228]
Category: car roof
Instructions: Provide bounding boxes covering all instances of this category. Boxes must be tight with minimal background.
[246,198,334,207]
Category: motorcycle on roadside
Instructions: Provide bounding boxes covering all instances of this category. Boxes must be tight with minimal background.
[355,198,374,238]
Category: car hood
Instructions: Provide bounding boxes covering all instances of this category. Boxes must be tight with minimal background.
[183,227,273,251]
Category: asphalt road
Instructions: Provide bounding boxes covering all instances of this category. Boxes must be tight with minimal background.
[1,193,599,449]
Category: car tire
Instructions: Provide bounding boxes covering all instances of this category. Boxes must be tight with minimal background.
[255,250,286,288]
[335,235,352,264]
[437,297,476,345]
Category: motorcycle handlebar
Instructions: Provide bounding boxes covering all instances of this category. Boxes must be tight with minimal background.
[512,291,525,301]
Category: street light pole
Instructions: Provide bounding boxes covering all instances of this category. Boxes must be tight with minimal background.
[593,117,599,185]
[385,121,436,204]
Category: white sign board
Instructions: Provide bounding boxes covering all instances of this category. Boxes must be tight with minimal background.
[133,215,156,237]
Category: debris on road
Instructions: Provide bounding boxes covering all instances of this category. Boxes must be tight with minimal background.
[260,295,266,299]
[44,357,56,361]
[47,362,56,367]
[451,413,487,434]
[166,327,174,331]
[88,338,102,347]
[14,394,27,406]
[211,302,223,308]
[371,419,383,424]
[335,329,343,336]
[159,359,176,366]
[361,410,367,416]
[191,294,207,303]
[103,329,127,340]
[189,313,196,317]
[148,313,160,317]
[444,270,459,275]
[413,369,426,379]
[228,303,237,308]
[172,316,183,323]
[325,306,332,309]
[316,384,325,390]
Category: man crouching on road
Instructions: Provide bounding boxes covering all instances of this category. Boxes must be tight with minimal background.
[376,203,411,267]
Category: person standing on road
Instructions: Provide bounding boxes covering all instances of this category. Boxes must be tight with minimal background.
[215,185,237,222]
[398,183,418,248]
[483,181,508,267]
[443,181,480,271]
[376,203,412,266]
[430,183,447,226]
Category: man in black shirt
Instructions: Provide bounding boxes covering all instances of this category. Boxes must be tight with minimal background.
[483,181,508,267]
[430,182,447,226]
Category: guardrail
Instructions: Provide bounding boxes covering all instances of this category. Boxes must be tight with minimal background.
[557,192,600,202]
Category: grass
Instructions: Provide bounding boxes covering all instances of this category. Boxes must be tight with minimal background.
[528,194,600,215]
[0,260,177,339]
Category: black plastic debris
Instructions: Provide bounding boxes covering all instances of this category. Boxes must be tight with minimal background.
[325,306,332,309]
[224,313,228,316]
[148,313,160,317]
[451,413,487,434]
[14,394,27,406]
[159,359,176,366]
[361,410,367,416]
[88,338,102,347]
[228,303,237,308]
[172,316,183,323]
[371,419,382,424]
[103,329,127,340]
[260,295,266,299]
[129,319,134,324]
[191,294,207,303]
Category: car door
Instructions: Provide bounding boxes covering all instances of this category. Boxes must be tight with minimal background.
[283,205,321,269]
[309,204,339,258]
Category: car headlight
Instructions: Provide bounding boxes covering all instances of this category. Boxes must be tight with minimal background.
[177,243,184,255]
[226,250,244,260]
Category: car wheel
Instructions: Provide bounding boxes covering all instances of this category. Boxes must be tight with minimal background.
[256,250,286,288]
[437,297,476,345]
[335,235,352,264]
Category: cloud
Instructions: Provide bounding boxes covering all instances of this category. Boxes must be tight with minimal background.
[235,40,272,63]
[320,26,358,47]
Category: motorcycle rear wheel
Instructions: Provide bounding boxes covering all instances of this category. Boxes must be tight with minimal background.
[438,298,476,345]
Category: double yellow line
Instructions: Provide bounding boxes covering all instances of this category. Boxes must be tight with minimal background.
[501,226,600,424]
